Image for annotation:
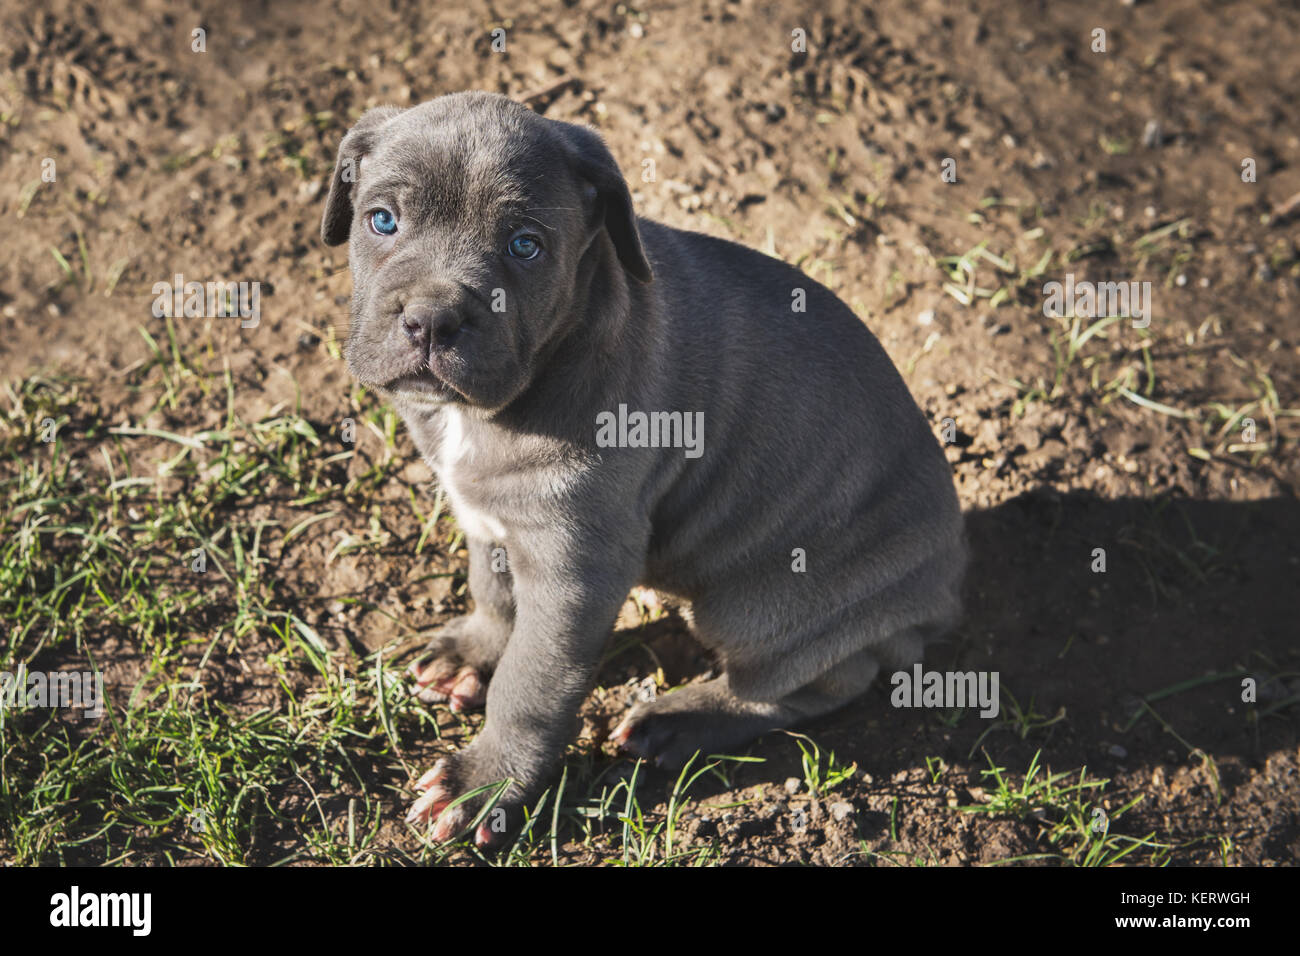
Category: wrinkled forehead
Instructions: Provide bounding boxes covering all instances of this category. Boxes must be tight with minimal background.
[357,117,574,241]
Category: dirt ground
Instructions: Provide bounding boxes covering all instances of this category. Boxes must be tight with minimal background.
[2,0,1298,865]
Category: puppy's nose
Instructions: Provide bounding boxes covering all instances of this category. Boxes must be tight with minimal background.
[401,303,464,350]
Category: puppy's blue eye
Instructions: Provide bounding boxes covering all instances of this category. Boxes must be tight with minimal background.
[370,209,398,236]
[507,234,541,260]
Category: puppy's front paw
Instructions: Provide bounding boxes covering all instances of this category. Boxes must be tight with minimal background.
[405,746,527,848]
[409,657,486,712]
[408,614,506,712]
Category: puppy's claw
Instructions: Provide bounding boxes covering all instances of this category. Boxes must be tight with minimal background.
[416,762,447,790]
[611,716,652,757]
[609,718,633,747]
[411,657,459,690]
[431,806,467,842]
[411,661,486,712]
[408,753,522,847]
[448,677,486,713]
[450,669,485,703]
[406,786,449,825]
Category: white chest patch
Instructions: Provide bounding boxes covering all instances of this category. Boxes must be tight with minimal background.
[433,408,507,543]
[440,406,467,466]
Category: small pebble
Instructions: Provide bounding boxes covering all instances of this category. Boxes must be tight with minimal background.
[1109,744,1128,759]
[783,777,802,795]
[1142,119,1163,148]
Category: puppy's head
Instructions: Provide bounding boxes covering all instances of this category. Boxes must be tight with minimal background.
[322,92,652,411]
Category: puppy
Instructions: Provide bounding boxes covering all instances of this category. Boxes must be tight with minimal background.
[322,91,966,845]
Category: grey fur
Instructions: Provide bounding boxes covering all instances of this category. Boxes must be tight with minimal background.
[322,92,966,839]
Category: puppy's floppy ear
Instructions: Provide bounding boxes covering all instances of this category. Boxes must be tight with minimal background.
[321,106,405,246]
[555,121,653,283]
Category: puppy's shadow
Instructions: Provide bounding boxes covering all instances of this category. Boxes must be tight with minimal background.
[952,490,1300,760]
[617,490,1300,791]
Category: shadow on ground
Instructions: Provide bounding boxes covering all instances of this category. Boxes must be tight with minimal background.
[605,489,1300,864]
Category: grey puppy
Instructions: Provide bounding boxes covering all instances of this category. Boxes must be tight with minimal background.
[322,91,965,845]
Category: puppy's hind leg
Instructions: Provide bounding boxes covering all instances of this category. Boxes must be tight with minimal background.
[609,649,883,768]
[410,534,514,712]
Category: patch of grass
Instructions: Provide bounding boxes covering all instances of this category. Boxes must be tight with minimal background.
[935,239,1020,309]
[960,750,1167,866]
[924,755,947,784]
[451,752,761,867]
[968,686,1066,757]
[786,731,857,796]
[0,633,433,865]
[0,361,435,864]
[1195,365,1300,467]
